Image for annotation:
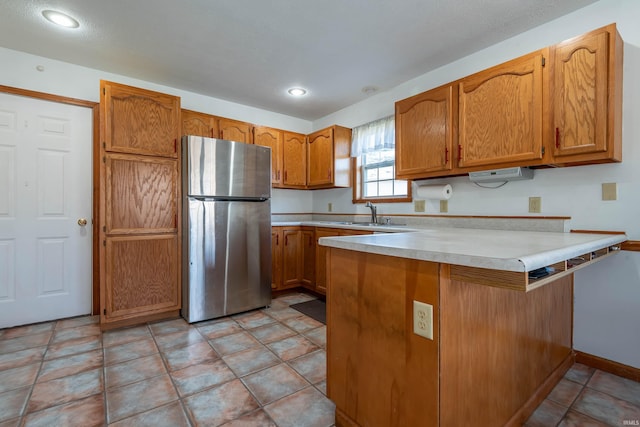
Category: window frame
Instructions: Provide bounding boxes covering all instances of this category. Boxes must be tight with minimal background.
[352,154,412,204]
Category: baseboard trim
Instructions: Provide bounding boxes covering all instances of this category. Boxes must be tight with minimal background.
[505,351,575,426]
[575,351,640,382]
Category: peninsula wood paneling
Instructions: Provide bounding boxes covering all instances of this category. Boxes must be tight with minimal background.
[327,249,439,427]
[439,268,572,426]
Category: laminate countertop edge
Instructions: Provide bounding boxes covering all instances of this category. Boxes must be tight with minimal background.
[317,227,627,273]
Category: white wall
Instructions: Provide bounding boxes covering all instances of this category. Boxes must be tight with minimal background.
[0,47,312,134]
[312,0,640,368]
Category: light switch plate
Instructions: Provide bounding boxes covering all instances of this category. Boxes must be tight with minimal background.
[602,183,617,201]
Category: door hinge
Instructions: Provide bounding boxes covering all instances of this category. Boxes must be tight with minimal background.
[542,57,546,67]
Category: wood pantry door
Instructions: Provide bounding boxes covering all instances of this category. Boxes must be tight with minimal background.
[0,92,93,328]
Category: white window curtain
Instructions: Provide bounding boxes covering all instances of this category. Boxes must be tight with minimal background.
[350,115,395,157]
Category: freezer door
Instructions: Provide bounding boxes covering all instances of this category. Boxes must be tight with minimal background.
[183,136,271,199]
[183,199,271,322]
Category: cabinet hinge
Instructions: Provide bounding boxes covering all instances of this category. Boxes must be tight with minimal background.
[102,88,105,95]
[103,240,106,247]
[542,57,546,67]
[102,226,106,232]
[103,309,106,315]
[103,142,106,149]
[102,156,106,163]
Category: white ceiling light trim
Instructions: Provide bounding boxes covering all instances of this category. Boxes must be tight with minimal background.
[287,87,307,97]
[42,10,80,28]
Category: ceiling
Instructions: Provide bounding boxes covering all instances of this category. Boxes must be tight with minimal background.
[0,0,598,121]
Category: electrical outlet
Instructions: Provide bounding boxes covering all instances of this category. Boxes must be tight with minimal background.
[529,197,541,213]
[440,200,448,213]
[414,200,426,212]
[413,301,433,340]
[602,183,617,201]
[327,202,333,212]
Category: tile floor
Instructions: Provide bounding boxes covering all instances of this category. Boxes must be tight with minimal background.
[0,291,638,426]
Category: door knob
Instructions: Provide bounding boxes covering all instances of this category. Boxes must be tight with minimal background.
[77,218,88,226]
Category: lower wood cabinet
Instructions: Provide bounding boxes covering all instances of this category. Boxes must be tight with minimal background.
[272,225,371,294]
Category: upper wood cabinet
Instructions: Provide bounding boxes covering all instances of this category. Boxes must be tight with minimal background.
[282,132,307,188]
[219,118,253,144]
[458,49,547,170]
[102,81,180,158]
[181,109,218,138]
[396,84,456,179]
[550,23,623,165]
[254,126,283,185]
[307,125,351,189]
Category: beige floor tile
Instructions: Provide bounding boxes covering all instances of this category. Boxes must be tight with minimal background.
[103,337,158,366]
[242,363,308,405]
[108,401,190,427]
[183,379,259,426]
[28,368,103,413]
[38,349,103,383]
[22,394,104,427]
[267,335,319,361]
[105,353,167,389]
[106,374,178,423]
[162,341,218,372]
[0,363,39,393]
[171,359,236,397]
[265,386,335,427]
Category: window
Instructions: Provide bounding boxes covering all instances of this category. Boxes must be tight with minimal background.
[351,116,411,203]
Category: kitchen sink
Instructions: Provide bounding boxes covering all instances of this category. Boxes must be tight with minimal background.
[322,221,406,227]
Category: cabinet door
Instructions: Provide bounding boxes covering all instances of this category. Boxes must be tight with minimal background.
[458,50,546,169]
[254,126,283,186]
[315,229,341,295]
[282,132,307,188]
[219,118,253,144]
[104,235,180,321]
[271,228,283,290]
[105,154,178,234]
[552,25,620,161]
[102,81,180,158]
[396,84,456,178]
[282,229,302,288]
[301,228,316,289]
[182,109,218,138]
[307,128,334,187]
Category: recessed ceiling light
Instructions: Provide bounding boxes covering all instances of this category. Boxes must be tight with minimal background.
[42,10,80,28]
[287,87,307,97]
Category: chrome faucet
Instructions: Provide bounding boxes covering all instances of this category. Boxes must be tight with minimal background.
[365,201,377,224]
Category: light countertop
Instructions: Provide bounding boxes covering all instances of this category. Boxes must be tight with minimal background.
[316,227,626,272]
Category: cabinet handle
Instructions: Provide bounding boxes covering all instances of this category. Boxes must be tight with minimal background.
[284,171,288,182]
[444,147,449,164]
[276,234,279,245]
[309,236,313,246]
[555,128,560,148]
[174,138,177,153]
[457,145,462,160]
[285,235,288,245]
[211,128,214,138]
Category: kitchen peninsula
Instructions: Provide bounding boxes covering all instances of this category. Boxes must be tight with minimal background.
[319,228,626,426]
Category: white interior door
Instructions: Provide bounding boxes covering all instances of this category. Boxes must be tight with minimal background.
[0,92,92,328]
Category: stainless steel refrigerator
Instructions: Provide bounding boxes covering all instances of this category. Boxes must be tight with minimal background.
[181,135,272,323]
